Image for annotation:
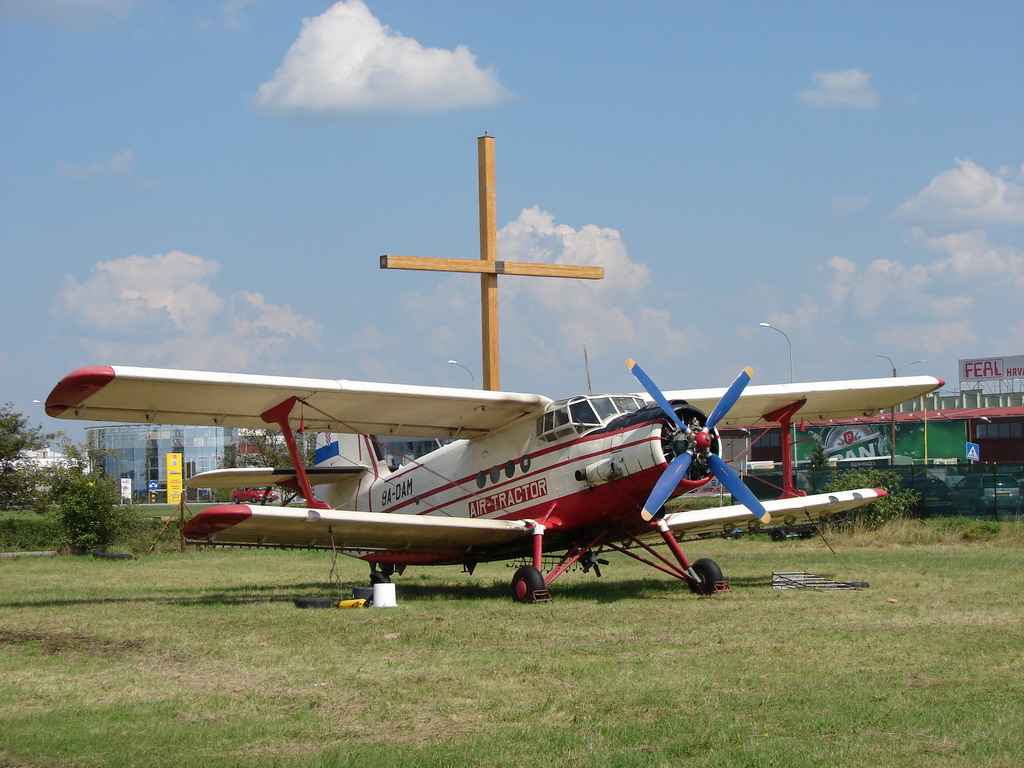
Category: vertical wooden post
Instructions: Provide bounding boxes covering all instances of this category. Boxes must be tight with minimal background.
[380,137,603,391]
[478,135,500,391]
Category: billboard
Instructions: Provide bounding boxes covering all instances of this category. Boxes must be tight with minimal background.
[959,355,1024,382]
[795,421,966,463]
[166,452,183,505]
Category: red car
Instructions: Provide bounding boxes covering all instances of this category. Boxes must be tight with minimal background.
[231,487,277,504]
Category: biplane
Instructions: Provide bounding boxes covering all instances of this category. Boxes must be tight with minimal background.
[45,361,942,601]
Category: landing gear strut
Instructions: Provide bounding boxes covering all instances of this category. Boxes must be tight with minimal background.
[370,563,394,585]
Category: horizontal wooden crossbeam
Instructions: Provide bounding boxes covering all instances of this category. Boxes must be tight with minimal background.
[380,254,604,280]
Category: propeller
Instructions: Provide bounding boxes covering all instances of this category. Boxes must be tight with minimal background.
[627,359,769,524]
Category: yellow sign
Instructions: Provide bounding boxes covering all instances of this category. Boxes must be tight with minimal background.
[166,452,183,505]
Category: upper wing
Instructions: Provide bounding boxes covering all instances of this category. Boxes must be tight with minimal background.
[660,375,943,427]
[45,365,551,439]
[183,505,533,552]
[662,488,886,538]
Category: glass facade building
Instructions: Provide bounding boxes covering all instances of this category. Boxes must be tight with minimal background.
[87,424,237,502]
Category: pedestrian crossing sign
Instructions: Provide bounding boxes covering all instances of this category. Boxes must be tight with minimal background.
[966,442,980,461]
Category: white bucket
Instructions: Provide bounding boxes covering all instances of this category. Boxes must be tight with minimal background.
[372,582,397,608]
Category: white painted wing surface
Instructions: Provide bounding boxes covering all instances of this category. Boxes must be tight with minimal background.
[182,505,533,551]
[662,488,886,538]
[46,365,551,439]
[658,376,943,427]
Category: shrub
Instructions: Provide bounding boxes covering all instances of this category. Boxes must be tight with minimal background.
[0,514,59,551]
[45,451,137,553]
[824,467,919,529]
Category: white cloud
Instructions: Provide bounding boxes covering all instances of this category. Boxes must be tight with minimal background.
[58,251,224,336]
[906,228,1024,289]
[55,251,324,370]
[254,0,510,117]
[754,228,1022,377]
[894,158,1024,225]
[798,68,880,109]
[56,149,135,179]
[361,206,699,393]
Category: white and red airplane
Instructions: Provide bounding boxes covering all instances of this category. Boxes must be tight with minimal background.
[45,361,942,601]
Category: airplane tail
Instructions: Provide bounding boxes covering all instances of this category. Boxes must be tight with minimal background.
[312,432,389,508]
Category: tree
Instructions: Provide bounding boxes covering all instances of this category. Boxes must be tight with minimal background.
[45,442,136,553]
[225,428,317,469]
[0,403,61,510]
[808,437,830,468]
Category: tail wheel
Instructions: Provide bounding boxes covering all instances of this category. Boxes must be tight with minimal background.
[687,558,724,595]
[511,565,546,603]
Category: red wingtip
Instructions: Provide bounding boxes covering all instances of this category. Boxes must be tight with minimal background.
[872,488,889,498]
[182,505,253,538]
[935,378,946,389]
[45,366,116,417]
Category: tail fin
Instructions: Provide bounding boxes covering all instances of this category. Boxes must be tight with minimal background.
[313,432,388,508]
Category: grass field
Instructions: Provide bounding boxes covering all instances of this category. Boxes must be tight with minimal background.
[1,525,1022,768]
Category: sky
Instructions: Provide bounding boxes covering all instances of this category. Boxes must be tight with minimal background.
[1,0,1022,442]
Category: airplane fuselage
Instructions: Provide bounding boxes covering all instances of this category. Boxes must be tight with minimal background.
[321,401,711,564]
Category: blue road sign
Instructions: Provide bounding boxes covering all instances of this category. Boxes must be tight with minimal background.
[148,480,159,491]
[966,442,980,461]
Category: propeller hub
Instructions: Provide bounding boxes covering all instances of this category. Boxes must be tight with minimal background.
[694,431,714,452]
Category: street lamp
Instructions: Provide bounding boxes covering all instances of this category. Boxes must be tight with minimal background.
[447,360,476,388]
[758,322,796,483]
[758,322,793,382]
[875,354,924,463]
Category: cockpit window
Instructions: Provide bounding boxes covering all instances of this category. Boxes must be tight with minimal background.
[537,395,647,442]
[570,399,599,426]
[613,396,645,413]
[590,397,619,421]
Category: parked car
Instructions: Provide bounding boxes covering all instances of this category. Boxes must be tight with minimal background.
[906,475,952,517]
[949,474,1022,518]
[231,487,277,504]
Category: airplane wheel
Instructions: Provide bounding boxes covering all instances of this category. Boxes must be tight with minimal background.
[511,565,545,603]
[687,558,723,595]
[370,570,391,585]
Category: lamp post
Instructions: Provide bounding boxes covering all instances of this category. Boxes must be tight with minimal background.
[447,359,476,388]
[758,322,796,481]
[875,354,924,463]
[758,322,793,382]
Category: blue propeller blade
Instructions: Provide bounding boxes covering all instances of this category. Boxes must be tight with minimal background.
[709,454,770,523]
[640,451,693,522]
[705,366,753,429]
[627,358,687,432]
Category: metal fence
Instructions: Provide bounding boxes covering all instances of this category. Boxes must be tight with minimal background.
[746,462,1024,520]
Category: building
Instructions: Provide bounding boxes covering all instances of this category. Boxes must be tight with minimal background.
[87,424,237,503]
[723,389,1024,466]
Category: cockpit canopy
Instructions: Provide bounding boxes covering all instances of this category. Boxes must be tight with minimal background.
[537,395,647,442]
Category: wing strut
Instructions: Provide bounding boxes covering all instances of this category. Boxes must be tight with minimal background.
[764,399,807,499]
[260,398,331,510]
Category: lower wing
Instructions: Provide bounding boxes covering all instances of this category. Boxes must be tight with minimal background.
[662,488,886,538]
[183,505,532,553]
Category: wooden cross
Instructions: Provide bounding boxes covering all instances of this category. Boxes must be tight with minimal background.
[380,135,604,391]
